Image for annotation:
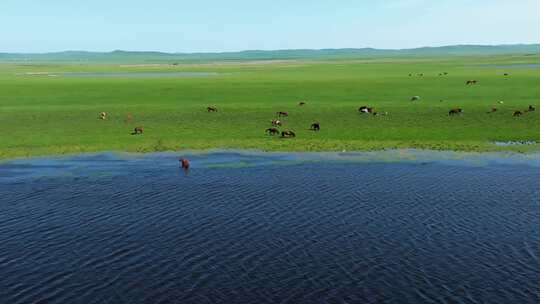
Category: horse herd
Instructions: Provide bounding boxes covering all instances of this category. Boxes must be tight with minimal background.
[263,105,321,138]
[99,72,533,138]
[99,100,536,138]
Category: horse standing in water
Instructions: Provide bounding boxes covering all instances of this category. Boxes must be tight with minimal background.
[179,158,190,171]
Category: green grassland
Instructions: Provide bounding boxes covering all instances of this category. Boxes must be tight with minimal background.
[1,55,540,159]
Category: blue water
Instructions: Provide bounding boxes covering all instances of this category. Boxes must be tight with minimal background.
[486,63,540,69]
[22,71,222,78]
[1,151,540,303]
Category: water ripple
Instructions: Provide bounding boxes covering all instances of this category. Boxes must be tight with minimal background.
[1,152,540,303]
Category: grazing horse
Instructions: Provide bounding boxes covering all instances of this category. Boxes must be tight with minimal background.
[179,158,190,170]
[514,111,523,117]
[411,96,420,102]
[310,122,320,131]
[271,119,282,127]
[99,112,107,120]
[281,130,296,138]
[298,101,306,106]
[207,106,218,112]
[529,105,536,112]
[358,106,374,114]
[277,111,289,117]
[132,127,144,135]
[266,128,280,135]
[449,108,462,116]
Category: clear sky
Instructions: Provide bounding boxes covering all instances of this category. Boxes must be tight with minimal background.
[1,0,539,53]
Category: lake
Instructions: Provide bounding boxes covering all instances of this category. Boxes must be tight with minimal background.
[21,71,222,78]
[1,151,540,303]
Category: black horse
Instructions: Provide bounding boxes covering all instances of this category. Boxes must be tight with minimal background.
[281,130,296,138]
[266,128,280,135]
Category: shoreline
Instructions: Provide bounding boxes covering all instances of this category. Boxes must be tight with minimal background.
[2,141,540,162]
[3,148,540,166]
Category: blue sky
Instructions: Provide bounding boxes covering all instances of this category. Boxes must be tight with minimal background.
[1,0,539,53]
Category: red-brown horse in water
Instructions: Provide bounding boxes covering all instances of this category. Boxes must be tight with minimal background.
[179,158,190,170]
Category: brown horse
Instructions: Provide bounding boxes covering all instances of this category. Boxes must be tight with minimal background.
[514,111,523,117]
[449,108,462,116]
[271,119,282,127]
[207,106,218,112]
[310,122,320,131]
[281,130,296,138]
[132,127,144,135]
[277,111,289,117]
[179,158,190,170]
[266,128,280,135]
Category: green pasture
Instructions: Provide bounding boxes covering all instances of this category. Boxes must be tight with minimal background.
[1,55,540,159]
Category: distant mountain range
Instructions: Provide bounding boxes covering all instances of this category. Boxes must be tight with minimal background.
[2,44,540,62]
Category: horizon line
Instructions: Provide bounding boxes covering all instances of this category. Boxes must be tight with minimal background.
[3,43,540,55]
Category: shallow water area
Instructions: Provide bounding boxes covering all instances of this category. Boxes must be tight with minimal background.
[20,71,222,78]
[480,63,540,69]
[1,150,540,303]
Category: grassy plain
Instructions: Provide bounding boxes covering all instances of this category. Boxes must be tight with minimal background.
[1,55,540,159]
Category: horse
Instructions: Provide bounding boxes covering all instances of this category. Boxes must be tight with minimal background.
[271,119,282,127]
[310,122,320,131]
[281,130,296,138]
[358,106,374,114]
[449,108,462,116]
[411,96,420,102]
[513,111,523,117]
[207,106,218,112]
[529,105,536,112]
[179,158,190,170]
[466,80,478,85]
[277,111,289,117]
[132,127,144,135]
[298,101,306,106]
[266,128,280,135]
[99,112,107,120]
